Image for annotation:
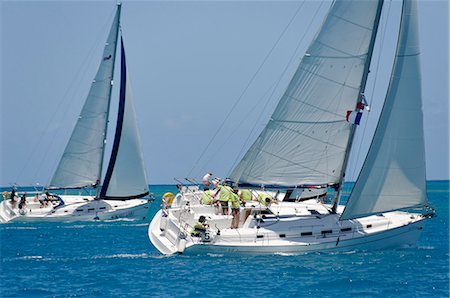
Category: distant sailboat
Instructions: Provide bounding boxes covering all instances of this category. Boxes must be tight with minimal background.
[149,0,434,254]
[0,4,151,223]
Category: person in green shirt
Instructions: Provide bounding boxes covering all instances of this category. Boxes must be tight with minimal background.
[212,180,231,215]
[238,189,253,203]
[258,193,273,206]
[201,189,214,205]
[191,215,209,237]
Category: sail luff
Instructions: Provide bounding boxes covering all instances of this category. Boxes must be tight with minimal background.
[99,36,150,200]
[48,5,122,190]
[341,0,428,220]
[96,3,122,197]
[331,0,384,212]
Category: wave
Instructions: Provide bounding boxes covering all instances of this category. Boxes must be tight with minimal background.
[91,253,151,259]
[8,255,44,260]
[206,253,224,257]
[3,253,160,262]
[1,226,37,230]
[273,252,301,256]
[417,245,435,250]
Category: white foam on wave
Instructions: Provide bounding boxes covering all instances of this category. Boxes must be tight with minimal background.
[123,223,148,227]
[273,252,300,256]
[61,225,88,229]
[92,253,151,260]
[206,253,224,258]
[2,226,37,230]
[103,218,138,223]
[13,255,44,260]
[418,245,435,250]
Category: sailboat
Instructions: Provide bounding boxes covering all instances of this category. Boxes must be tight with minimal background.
[148,0,435,254]
[0,4,151,223]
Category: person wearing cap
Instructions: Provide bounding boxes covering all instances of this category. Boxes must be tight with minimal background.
[202,173,213,190]
[212,178,230,215]
[191,215,209,237]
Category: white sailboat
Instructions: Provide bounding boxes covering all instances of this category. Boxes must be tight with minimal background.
[149,0,435,255]
[0,4,152,223]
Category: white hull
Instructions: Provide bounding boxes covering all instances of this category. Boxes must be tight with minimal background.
[0,195,150,223]
[148,190,429,255]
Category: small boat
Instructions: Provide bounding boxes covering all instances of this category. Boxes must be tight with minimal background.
[0,4,152,223]
[149,0,435,254]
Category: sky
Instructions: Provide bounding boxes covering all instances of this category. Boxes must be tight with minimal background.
[1,0,449,187]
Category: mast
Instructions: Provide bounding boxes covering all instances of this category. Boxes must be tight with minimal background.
[331,0,384,213]
[96,3,122,198]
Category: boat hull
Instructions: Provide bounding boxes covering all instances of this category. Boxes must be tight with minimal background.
[149,210,426,255]
[185,220,425,255]
[0,195,150,223]
[148,190,430,255]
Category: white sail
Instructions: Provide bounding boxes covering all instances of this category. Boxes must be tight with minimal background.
[49,7,121,189]
[100,38,149,199]
[341,0,428,220]
[230,1,382,187]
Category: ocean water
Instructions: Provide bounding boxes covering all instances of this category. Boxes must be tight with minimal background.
[1,181,448,297]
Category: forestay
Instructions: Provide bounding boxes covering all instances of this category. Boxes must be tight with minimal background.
[341,0,428,220]
[100,38,149,200]
[49,8,121,189]
[230,1,381,187]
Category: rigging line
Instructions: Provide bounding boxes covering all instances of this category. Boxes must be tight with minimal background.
[197,80,280,175]
[349,0,393,180]
[229,1,328,176]
[186,1,306,178]
[22,7,117,186]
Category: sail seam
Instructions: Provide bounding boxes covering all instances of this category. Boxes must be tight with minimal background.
[297,66,360,90]
[256,149,341,179]
[315,40,368,58]
[56,168,95,179]
[271,118,346,125]
[397,53,420,57]
[271,120,347,150]
[286,95,348,118]
[330,13,373,31]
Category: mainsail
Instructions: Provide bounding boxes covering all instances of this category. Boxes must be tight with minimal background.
[99,37,150,200]
[230,1,382,187]
[49,6,121,189]
[341,0,428,220]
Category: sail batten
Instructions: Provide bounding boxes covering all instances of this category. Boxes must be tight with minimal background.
[48,7,121,190]
[341,0,428,220]
[230,1,382,187]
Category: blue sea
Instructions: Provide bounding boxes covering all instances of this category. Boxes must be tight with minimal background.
[1,181,448,297]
